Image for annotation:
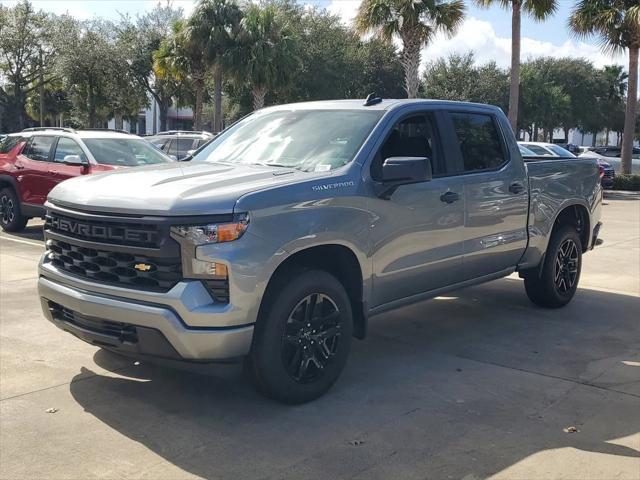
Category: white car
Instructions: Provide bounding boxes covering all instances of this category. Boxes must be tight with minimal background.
[579,146,640,174]
[518,142,576,158]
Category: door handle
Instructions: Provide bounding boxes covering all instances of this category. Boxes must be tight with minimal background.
[440,191,460,204]
[15,163,24,170]
[48,169,58,174]
[509,182,525,194]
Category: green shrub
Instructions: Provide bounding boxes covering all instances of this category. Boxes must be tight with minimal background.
[612,174,640,191]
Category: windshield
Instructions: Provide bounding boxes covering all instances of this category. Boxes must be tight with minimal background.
[192,109,383,172]
[83,138,173,166]
[522,144,553,156]
[518,145,537,156]
[547,145,575,157]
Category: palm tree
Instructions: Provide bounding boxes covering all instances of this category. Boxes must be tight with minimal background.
[154,20,208,130]
[570,1,640,174]
[355,0,465,99]
[226,4,300,110]
[474,0,558,134]
[189,0,242,133]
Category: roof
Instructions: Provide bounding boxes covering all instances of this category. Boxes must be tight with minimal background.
[263,98,502,112]
[9,128,140,139]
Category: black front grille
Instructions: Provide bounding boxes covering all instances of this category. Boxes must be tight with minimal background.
[45,212,160,248]
[49,302,138,343]
[47,238,181,291]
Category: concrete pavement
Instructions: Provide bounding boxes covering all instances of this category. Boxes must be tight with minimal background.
[0,197,638,479]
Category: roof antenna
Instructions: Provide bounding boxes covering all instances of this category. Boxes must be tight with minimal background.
[363,93,382,106]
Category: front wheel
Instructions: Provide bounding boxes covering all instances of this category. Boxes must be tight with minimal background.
[524,225,582,308]
[0,188,28,232]
[244,269,353,404]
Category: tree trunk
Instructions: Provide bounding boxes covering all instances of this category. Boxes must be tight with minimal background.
[159,100,169,132]
[38,49,44,127]
[114,113,123,130]
[620,45,638,175]
[252,86,267,111]
[193,77,204,131]
[400,31,421,99]
[213,66,223,133]
[508,0,521,132]
[533,123,538,142]
[563,126,569,143]
[591,132,597,147]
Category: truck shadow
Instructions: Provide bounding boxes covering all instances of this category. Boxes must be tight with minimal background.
[69,278,640,479]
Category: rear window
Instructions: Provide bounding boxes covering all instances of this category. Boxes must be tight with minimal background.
[0,136,24,154]
[451,113,507,172]
[547,145,575,157]
[82,138,173,166]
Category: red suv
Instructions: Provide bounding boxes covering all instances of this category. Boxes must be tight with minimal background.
[0,127,173,232]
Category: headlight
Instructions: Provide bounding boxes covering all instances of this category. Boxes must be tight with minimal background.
[170,214,249,245]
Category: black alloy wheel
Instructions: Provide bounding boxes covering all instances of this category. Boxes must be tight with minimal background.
[281,293,342,383]
[553,238,579,294]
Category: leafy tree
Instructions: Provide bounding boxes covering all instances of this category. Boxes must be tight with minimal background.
[570,0,640,173]
[474,0,558,133]
[155,19,208,130]
[355,0,465,99]
[189,0,242,132]
[0,1,57,130]
[117,5,184,132]
[226,4,300,110]
[422,52,509,111]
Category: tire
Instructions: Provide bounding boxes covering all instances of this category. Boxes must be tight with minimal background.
[0,188,28,232]
[524,225,582,308]
[244,269,353,404]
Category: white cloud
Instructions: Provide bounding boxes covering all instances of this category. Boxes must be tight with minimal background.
[324,0,627,70]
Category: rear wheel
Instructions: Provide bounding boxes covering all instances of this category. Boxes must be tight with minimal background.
[524,225,582,308]
[244,269,353,404]
[0,188,28,232]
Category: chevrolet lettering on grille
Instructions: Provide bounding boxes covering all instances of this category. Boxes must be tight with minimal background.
[47,215,156,244]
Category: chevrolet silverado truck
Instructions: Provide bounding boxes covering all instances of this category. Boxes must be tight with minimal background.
[37,99,602,403]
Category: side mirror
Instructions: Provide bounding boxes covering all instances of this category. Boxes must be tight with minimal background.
[62,154,88,167]
[376,156,432,199]
[186,149,196,157]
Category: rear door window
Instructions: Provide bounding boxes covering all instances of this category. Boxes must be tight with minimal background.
[22,136,56,162]
[450,112,507,172]
[176,138,195,158]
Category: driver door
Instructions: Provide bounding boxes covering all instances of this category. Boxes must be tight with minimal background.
[369,111,466,308]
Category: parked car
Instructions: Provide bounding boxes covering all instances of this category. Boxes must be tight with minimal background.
[519,141,614,188]
[579,146,640,174]
[519,141,576,157]
[0,127,174,232]
[38,99,602,403]
[146,130,213,160]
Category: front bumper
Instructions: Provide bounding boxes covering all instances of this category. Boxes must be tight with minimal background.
[38,267,254,361]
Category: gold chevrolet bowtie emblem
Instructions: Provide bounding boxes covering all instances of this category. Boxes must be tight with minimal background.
[134,263,152,272]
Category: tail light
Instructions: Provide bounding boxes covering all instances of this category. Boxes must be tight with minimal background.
[598,165,605,179]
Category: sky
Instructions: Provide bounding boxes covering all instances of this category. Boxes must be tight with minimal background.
[0,0,628,70]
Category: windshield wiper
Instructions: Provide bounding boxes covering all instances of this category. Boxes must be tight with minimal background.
[251,162,293,169]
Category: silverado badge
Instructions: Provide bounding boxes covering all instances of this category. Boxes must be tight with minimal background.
[134,263,152,272]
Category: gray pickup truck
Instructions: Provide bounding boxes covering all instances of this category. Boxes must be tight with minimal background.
[38,99,602,403]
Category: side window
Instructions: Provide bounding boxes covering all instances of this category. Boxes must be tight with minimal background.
[22,136,56,162]
[451,113,507,172]
[177,138,194,153]
[372,114,442,180]
[54,138,86,163]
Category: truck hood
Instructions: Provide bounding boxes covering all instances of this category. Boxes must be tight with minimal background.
[48,161,306,216]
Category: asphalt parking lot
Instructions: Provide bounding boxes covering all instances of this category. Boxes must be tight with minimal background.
[0,194,638,480]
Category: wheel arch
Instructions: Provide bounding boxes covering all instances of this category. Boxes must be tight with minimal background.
[258,244,367,339]
[551,203,591,252]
